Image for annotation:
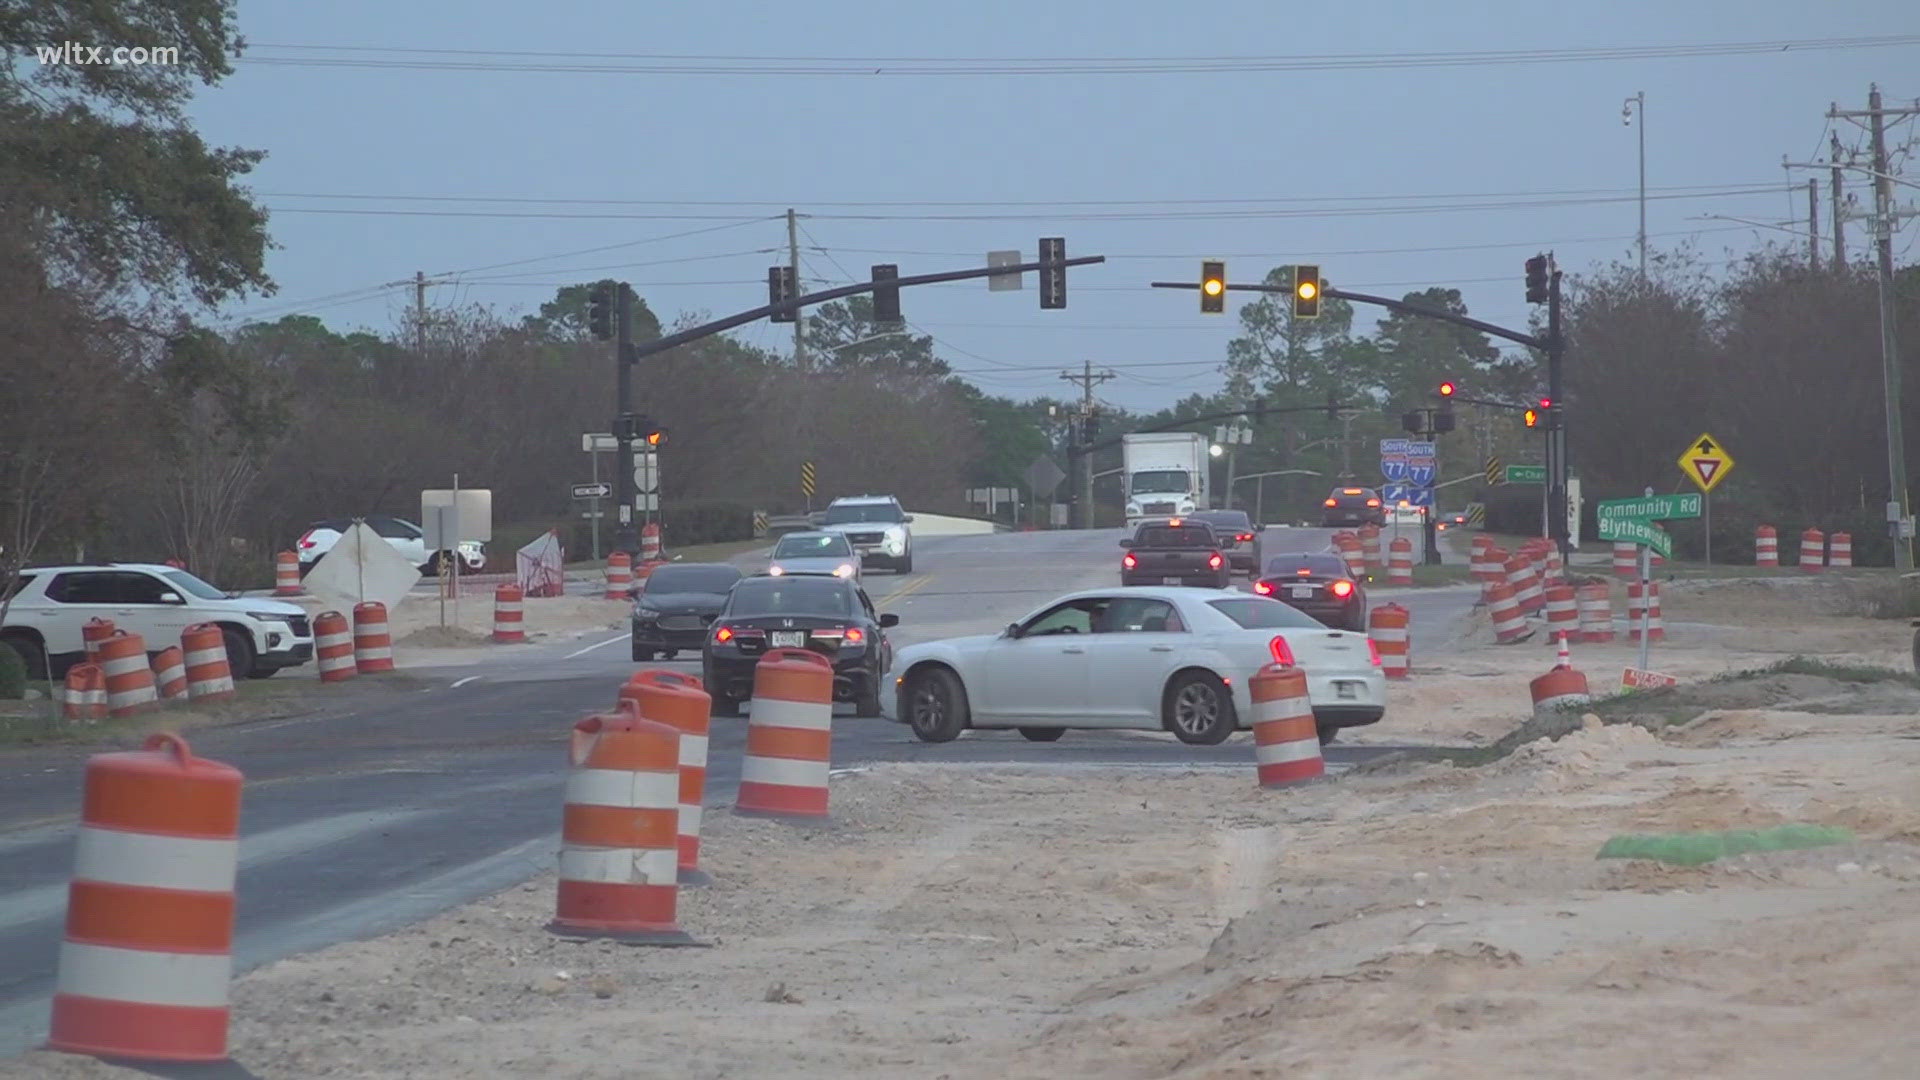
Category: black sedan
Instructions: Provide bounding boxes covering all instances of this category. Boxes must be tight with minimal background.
[631,562,745,661]
[1254,552,1369,632]
[1321,486,1387,528]
[1187,509,1263,575]
[702,574,898,718]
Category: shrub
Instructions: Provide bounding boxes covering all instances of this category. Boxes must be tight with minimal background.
[0,642,26,701]
[662,500,754,548]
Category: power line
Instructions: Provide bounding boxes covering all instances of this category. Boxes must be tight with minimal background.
[435,216,776,277]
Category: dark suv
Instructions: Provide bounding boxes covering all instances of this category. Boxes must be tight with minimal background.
[702,574,899,717]
[1188,509,1262,575]
[1119,520,1232,589]
[1322,486,1387,527]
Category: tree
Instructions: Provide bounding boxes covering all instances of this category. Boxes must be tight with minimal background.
[522,282,662,343]
[802,296,949,379]
[0,0,270,307]
[1221,266,1358,406]
[1367,288,1503,403]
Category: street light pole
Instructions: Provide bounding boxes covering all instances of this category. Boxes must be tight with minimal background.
[1624,91,1647,280]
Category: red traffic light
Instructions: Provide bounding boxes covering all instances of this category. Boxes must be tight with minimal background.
[1538,397,1552,408]
[1438,381,1456,397]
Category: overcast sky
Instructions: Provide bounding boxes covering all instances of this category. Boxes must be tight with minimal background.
[195,1,1919,410]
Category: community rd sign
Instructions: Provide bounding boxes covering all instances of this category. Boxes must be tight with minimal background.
[1595,492,1700,559]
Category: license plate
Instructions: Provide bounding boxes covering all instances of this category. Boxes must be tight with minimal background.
[1290,585,1316,599]
[771,631,807,648]
[1160,577,1178,585]
[1336,682,1358,700]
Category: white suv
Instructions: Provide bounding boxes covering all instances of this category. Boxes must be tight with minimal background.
[0,564,312,680]
[296,516,486,578]
[815,495,914,573]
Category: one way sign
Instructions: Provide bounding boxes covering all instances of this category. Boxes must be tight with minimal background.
[1677,432,1735,494]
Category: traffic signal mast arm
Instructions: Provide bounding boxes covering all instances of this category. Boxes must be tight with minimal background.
[1148,281,1552,351]
[629,254,1105,364]
[1075,402,1360,456]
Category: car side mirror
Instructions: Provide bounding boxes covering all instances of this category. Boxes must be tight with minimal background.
[1117,538,1133,549]
[902,515,914,523]
[1256,523,1267,532]
[1005,622,1022,639]
[879,613,900,628]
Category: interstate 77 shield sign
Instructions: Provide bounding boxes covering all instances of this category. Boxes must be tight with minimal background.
[1677,432,1735,494]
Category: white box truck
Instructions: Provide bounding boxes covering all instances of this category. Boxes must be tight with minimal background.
[1122,432,1211,527]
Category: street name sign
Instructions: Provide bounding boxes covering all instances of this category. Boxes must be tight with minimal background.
[1504,464,1546,484]
[1596,516,1672,558]
[1677,432,1735,493]
[1596,493,1701,522]
[572,482,612,500]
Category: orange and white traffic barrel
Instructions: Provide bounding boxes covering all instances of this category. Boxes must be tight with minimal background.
[273,551,302,596]
[548,705,695,945]
[492,584,526,643]
[1476,544,1509,583]
[1335,533,1366,579]
[1504,554,1544,615]
[1485,581,1529,643]
[1249,664,1323,787]
[1541,542,1564,582]
[47,733,242,1065]
[1359,524,1382,571]
[1612,541,1637,578]
[180,625,234,702]
[620,670,713,885]
[97,632,158,718]
[1529,665,1592,718]
[1541,584,1580,642]
[1754,525,1778,568]
[82,617,117,661]
[150,647,189,702]
[1469,536,1496,580]
[351,601,394,674]
[1368,603,1410,680]
[1800,527,1825,572]
[640,522,663,563]
[313,611,356,683]
[1576,584,1615,642]
[62,663,108,722]
[1386,537,1414,586]
[1829,531,1852,568]
[1627,581,1665,641]
[604,552,633,599]
[735,648,834,821]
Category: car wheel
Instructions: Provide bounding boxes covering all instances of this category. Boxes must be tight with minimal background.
[710,692,740,718]
[906,667,968,743]
[899,553,913,574]
[0,633,47,682]
[633,644,655,662]
[221,627,259,681]
[1318,725,1340,746]
[1018,726,1064,742]
[854,682,883,718]
[1163,671,1236,745]
[249,664,280,679]
[659,650,676,661]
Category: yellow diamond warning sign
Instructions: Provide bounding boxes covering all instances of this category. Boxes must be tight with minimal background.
[1677,432,1735,493]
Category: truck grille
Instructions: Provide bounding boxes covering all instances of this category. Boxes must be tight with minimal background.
[1142,502,1177,515]
[848,532,885,545]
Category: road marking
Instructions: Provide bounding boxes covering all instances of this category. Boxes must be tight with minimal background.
[450,675,482,689]
[564,634,628,659]
[875,575,932,606]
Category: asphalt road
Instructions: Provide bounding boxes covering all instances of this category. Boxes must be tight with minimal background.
[0,525,1476,1056]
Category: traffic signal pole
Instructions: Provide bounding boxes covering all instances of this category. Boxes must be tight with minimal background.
[613,286,638,556]
[1545,268,1570,562]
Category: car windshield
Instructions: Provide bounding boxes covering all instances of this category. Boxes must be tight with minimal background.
[1209,597,1326,629]
[1265,554,1350,578]
[775,534,853,558]
[1136,525,1215,548]
[727,579,853,618]
[643,566,742,595]
[1195,512,1252,531]
[162,570,230,600]
[1129,470,1190,495]
[821,504,902,524]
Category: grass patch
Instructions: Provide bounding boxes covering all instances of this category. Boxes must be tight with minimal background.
[1735,656,1919,687]
[0,676,338,748]
[1405,564,1478,587]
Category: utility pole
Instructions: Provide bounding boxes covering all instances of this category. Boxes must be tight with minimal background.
[1830,86,1916,569]
[787,209,806,371]
[1338,411,1357,479]
[414,270,427,355]
[1808,178,1821,269]
[1546,257,1570,562]
[1060,361,1116,529]
[1831,131,1848,266]
[613,285,638,557]
[1623,91,1647,280]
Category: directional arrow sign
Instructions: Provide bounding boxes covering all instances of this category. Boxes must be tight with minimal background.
[572,482,612,500]
[1677,432,1735,494]
[1596,493,1701,522]
[1505,464,1546,484]
[1596,516,1672,558]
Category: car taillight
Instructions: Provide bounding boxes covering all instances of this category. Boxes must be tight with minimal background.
[714,627,733,642]
[298,531,316,549]
[844,627,865,644]
[1123,553,1137,569]
[1208,553,1223,569]
[1366,639,1383,667]
[1324,498,1337,507]
[1366,498,1381,507]
[1330,580,1354,597]
[1253,581,1273,595]
[1237,533,1254,542]
[1269,635,1296,666]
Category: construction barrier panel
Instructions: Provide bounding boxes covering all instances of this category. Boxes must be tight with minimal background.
[1829,531,1852,568]
[1754,525,1778,568]
[604,553,633,599]
[82,618,117,661]
[273,551,302,596]
[1485,581,1529,644]
[1800,527,1825,572]
[1387,537,1413,586]
[735,649,834,821]
[150,647,188,702]
[1335,533,1366,580]
[62,663,108,722]
[47,734,242,1065]
[621,670,713,885]
[97,632,158,719]
[351,602,394,674]
[1576,584,1616,643]
[180,625,234,703]
[1541,584,1580,642]
[1612,541,1637,579]
[1504,554,1544,615]
[313,611,356,683]
[548,705,694,944]
[493,584,526,644]
[1250,664,1324,787]
[640,522,663,563]
[1368,603,1410,680]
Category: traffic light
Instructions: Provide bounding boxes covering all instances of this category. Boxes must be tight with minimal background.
[1525,255,1550,305]
[1538,397,1552,408]
[767,265,798,323]
[1437,380,1456,398]
[587,284,613,340]
[1200,260,1226,314]
[1293,265,1321,319]
[642,422,667,447]
[1038,237,1066,309]
[871,264,901,323]
[1523,408,1540,428]
[1434,406,1456,434]
[1402,409,1425,433]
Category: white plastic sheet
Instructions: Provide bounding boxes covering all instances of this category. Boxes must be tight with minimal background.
[516,530,565,598]
[303,521,423,613]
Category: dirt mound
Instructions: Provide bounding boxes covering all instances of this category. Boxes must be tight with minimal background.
[1594,672,1920,728]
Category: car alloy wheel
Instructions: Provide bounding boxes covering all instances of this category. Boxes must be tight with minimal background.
[1164,672,1236,745]
[907,669,966,743]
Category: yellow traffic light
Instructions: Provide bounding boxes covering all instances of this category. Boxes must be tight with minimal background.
[1200,260,1226,314]
[1293,265,1321,319]
[1296,280,1318,301]
[1438,381,1456,397]
[1523,408,1539,428]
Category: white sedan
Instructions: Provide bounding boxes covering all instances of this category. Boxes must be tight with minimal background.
[882,587,1386,746]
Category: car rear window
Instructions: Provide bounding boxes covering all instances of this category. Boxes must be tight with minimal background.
[645,565,743,594]
[1265,554,1350,578]
[1,574,33,601]
[726,578,853,618]
[1196,512,1252,530]
[1208,597,1326,629]
[1136,525,1215,548]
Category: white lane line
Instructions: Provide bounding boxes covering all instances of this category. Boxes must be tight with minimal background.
[450,675,482,689]
[565,634,628,659]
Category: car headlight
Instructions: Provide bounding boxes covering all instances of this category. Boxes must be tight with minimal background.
[833,563,855,578]
[245,611,289,624]
[768,565,785,575]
